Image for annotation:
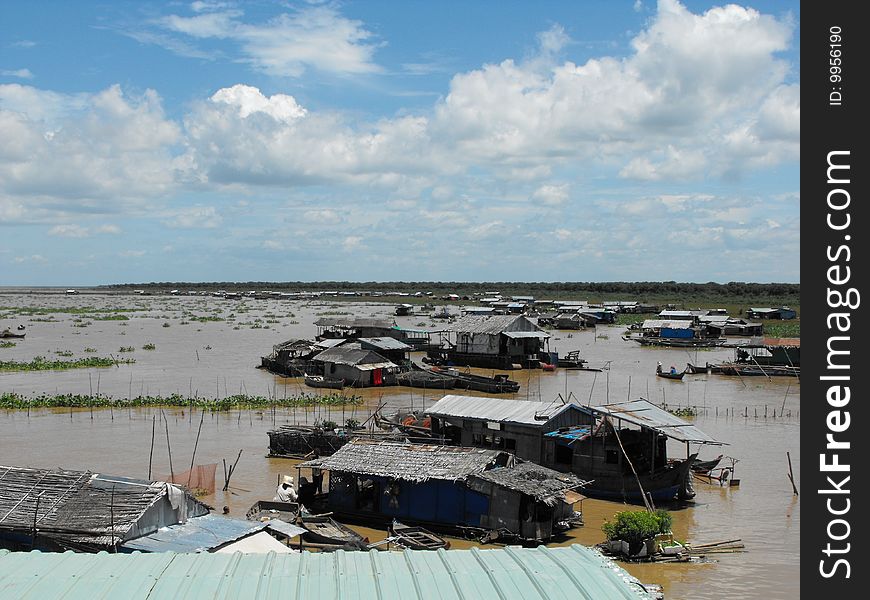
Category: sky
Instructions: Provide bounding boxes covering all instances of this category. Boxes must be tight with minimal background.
[0,0,800,286]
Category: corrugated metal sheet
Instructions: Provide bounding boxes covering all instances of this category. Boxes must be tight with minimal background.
[312,347,395,367]
[357,337,411,351]
[502,331,550,339]
[595,400,724,445]
[426,395,589,426]
[121,514,266,553]
[448,314,539,335]
[641,319,692,329]
[0,545,655,599]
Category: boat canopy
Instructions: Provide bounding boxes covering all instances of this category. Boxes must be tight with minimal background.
[592,400,725,445]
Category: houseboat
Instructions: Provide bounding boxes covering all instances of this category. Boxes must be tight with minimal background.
[426,395,723,503]
[298,441,587,543]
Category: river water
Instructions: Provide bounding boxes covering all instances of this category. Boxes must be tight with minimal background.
[0,292,799,599]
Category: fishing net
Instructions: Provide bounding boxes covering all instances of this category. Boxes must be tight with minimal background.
[157,463,217,496]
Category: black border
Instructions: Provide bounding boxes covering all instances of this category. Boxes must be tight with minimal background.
[802,2,867,595]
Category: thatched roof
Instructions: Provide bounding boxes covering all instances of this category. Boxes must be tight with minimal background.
[300,441,507,482]
[473,461,588,505]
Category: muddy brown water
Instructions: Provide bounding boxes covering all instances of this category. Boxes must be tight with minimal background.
[0,293,799,599]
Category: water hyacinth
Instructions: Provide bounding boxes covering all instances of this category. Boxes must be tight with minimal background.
[0,392,363,411]
[0,356,135,371]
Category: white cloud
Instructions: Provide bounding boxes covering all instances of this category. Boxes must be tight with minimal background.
[343,235,363,250]
[48,224,90,238]
[118,250,146,258]
[163,205,222,228]
[1,69,34,79]
[47,223,121,238]
[0,84,180,216]
[13,254,47,264]
[211,84,306,122]
[155,4,381,77]
[532,184,569,206]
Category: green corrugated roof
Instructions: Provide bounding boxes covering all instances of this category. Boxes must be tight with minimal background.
[0,545,654,599]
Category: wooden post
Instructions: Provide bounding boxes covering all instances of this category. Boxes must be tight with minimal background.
[787,452,799,495]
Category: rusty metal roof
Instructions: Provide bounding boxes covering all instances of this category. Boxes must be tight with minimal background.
[592,400,723,445]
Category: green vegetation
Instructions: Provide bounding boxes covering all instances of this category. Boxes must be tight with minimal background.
[84,347,98,353]
[142,343,157,350]
[93,314,130,321]
[602,510,673,553]
[0,356,135,371]
[763,321,800,338]
[118,346,135,353]
[0,341,16,348]
[0,392,364,411]
[54,350,74,357]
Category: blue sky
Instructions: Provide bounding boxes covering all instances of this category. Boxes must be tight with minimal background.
[1,0,799,286]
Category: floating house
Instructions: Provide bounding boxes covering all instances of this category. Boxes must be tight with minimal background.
[356,337,412,365]
[394,303,414,316]
[426,396,723,503]
[314,317,397,340]
[736,337,800,367]
[697,315,764,336]
[625,319,724,347]
[311,344,400,387]
[746,306,797,320]
[299,440,586,542]
[428,314,551,369]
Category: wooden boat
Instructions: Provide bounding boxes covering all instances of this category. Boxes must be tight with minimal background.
[0,330,25,339]
[685,362,725,374]
[304,374,345,390]
[691,454,724,474]
[432,367,520,393]
[396,369,456,389]
[626,335,725,348]
[246,500,300,522]
[557,351,589,369]
[299,515,368,546]
[656,370,685,380]
[390,520,450,550]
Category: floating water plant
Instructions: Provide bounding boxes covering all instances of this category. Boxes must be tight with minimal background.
[0,356,135,371]
[0,392,364,411]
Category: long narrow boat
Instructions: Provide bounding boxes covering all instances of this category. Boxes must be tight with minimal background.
[691,454,724,474]
[246,500,300,522]
[304,374,345,390]
[656,370,685,381]
[396,369,456,389]
[0,330,25,339]
[299,515,368,546]
[431,367,520,393]
[390,520,450,550]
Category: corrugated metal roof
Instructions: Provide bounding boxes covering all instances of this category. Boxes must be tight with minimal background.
[121,514,266,553]
[0,545,656,599]
[312,346,395,367]
[357,337,411,351]
[448,314,542,335]
[641,319,693,329]
[426,395,588,426]
[502,330,550,339]
[762,337,800,347]
[594,400,724,445]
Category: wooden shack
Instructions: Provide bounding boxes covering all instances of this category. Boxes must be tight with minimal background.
[428,314,550,369]
[299,441,585,542]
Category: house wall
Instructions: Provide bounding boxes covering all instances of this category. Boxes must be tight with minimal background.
[327,473,490,528]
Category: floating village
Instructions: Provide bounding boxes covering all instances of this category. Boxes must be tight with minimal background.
[0,287,800,599]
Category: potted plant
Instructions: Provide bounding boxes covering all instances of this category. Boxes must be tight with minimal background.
[602,509,673,557]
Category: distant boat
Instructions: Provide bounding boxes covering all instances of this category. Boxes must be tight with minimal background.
[656,370,685,381]
[431,366,520,393]
[390,520,450,550]
[0,330,25,339]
